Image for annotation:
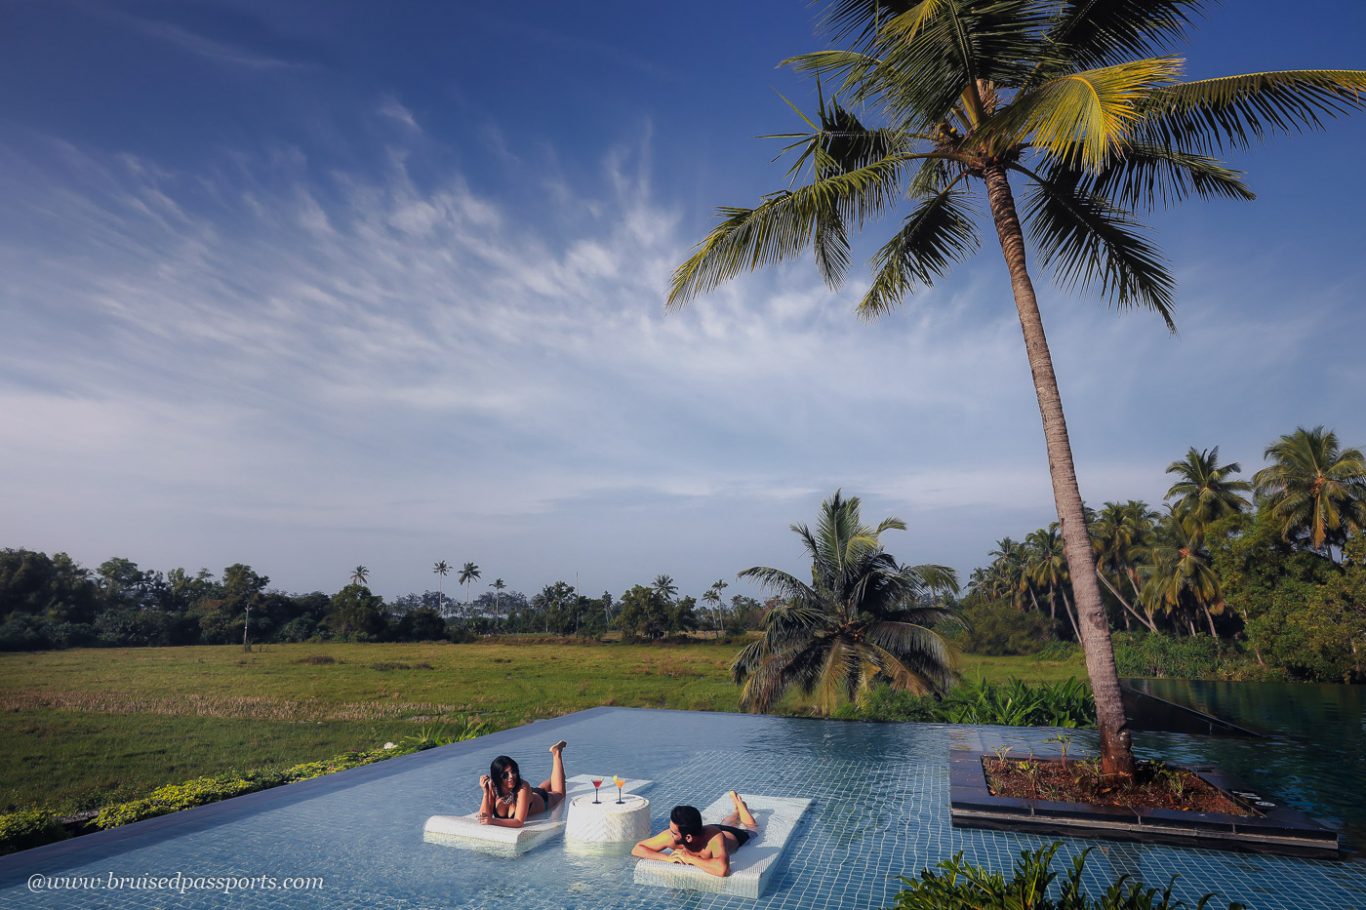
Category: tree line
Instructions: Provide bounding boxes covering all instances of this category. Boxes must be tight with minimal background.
[962,426,1366,682]
[0,554,766,651]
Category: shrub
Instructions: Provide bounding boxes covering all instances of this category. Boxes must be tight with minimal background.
[1110,632,1269,680]
[938,678,1094,728]
[86,717,491,831]
[0,809,68,856]
[887,843,1244,910]
[952,600,1056,655]
[1034,640,1080,662]
[95,772,285,828]
[837,678,1095,728]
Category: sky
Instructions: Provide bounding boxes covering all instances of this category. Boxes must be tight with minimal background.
[2,0,1364,602]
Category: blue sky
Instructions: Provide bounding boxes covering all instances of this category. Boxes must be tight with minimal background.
[2,0,1364,601]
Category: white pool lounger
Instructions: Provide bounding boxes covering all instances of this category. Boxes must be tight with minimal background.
[633,794,812,899]
[423,774,652,857]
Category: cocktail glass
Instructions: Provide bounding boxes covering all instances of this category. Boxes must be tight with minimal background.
[613,775,625,805]
[591,778,604,804]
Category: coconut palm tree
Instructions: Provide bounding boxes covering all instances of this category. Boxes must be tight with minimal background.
[433,561,450,610]
[1252,426,1366,558]
[984,537,1028,610]
[1024,525,1080,640]
[350,565,369,587]
[490,577,507,617]
[652,575,679,602]
[1165,446,1251,531]
[703,578,729,636]
[734,490,959,714]
[458,562,481,607]
[1140,511,1225,636]
[1090,501,1159,631]
[665,0,1365,776]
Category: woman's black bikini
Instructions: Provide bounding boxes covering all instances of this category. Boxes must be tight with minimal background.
[494,783,552,817]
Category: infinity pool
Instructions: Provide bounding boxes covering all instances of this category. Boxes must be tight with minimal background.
[2,708,1362,909]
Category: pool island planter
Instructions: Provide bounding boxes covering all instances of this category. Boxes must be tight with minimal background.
[948,749,1340,859]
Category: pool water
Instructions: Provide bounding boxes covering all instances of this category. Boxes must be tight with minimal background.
[1125,678,1366,855]
[2,708,1363,909]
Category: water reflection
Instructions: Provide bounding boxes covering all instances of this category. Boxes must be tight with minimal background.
[1125,679,1366,855]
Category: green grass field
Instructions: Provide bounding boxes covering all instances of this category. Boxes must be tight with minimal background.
[0,640,1084,815]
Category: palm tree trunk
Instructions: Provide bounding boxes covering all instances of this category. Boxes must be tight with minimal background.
[1097,563,1157,632]
[1060,586,1082,641]
[983,164,1134,778]
[1202,603,1217,637]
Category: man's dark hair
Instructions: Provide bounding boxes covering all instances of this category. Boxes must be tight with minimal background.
[670,804,704,842]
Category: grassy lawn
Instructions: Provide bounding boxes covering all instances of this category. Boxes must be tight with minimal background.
[0,640,1084,815]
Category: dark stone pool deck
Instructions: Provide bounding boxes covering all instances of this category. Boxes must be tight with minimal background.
[950,748,1340,858]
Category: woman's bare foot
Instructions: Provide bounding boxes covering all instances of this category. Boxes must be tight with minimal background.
[549,740,567,753]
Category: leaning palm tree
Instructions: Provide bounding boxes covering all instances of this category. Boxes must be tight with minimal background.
[735,490,959,715]
[458,562,481,606]
[1165,446,1251,532]
[350,565,369,587]
[1252,426,1366,558]
[1090,501,1158,631]
[666,0,1365,776]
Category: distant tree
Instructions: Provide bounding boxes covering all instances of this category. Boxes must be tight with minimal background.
[490,578,506,617]
[1253,426,1366,558]
[1140,512,1225,636]
[1089,502,1159,632]
[194,564,269,646]
[1024,525,1079,639]
[458,562,481,605]
[669,595,700,636]
[652,575,678,602]
[735,491,959,714]
[351,565,370,586]
[1165,446,1251,531]
[615,585,670,641]
[702,579,729,637]
[325,583,387,640]
[433,561,450,601]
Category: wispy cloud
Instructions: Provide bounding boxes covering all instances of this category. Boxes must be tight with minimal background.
[122,18,308,71]
[2,118,1363,596]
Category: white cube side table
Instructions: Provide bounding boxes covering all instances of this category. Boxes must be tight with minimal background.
[563,793,651,854]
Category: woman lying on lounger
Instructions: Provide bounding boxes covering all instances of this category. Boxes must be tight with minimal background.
[476,740,568,827]
[631,791,758,877]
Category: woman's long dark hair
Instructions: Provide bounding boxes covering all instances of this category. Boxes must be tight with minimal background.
[490,755,522,797]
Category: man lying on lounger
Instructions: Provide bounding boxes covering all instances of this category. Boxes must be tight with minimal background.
[632,791,759,877]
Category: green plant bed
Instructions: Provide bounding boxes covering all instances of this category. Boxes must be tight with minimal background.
[835,678,1096,728]
[888,843,1244,909]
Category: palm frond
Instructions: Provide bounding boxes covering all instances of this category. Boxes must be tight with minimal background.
[857,179,979,317]
[825,0,1047,128]
[737,565,817,605]
[901,562,961,595]
[981,57,1182,170]
[667,152,919,307]
[1016,163,1175,326]
[1078,143,1254,210]
[1040,0,1201,74]
[1135,70,1366,153]
[782,49,885,101]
